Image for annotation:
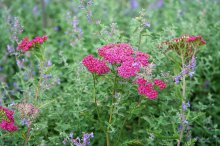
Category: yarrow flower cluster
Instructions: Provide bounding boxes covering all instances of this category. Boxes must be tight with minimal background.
[173,35,206,45]
[164,35,206,58]
[135,78,166,99]
[17,36,48,52]
[0,106,18,132]
[82,55,110,75]
[82,43,166,99]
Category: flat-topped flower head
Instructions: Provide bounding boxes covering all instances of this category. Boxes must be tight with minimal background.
[82,55,110,75]
[164,34,206,59]
[98,43,134,64]
[117,58,140,78]
[135,77,166,100]
[17,36,48,52]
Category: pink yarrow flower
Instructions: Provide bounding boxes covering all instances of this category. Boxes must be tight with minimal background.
[0,106,18,132]
[17,36,48,52]
[0,120,18,132]
[135,78,166,100]
[98,43,134,64]
[82,55,110,75]
[172,35,206,45]
[153,79,166,90]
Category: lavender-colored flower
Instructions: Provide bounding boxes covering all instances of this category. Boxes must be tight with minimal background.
[13,82,19,90]
[174,75,181,84]
[42,74,52,79]
[72,17,79,31]
[9,101,15,107]
[130,0,139,9]
[54,26,62,32]
[16,59,25,68]
[86,10,92,23]
[144,22,151,28]
[188,72,194,78]
[178,125,182,131]
[148,0,164,10]
[182,103,187,111]
[72,132,94,146]
[7,16,23,42]
[70,132,73,138]
[46,60,52,67]
[7,45,15,54]
[182,101,190,111]
[56,78,61,85]
[32,5,39,16]
[82,132,94,145]
[181,65,190,75]
[0,98,2,105]
[190,56,196,71]
[63,138,67,145]
[184,120,189,125]
[21,118,29,126]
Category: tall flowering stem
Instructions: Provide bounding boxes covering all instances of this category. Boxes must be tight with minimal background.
[164,35,206,145]
[17,36,47,145]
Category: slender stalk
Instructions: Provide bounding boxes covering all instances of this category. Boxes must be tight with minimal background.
[106,74,117,146]
[92,74,107,145]
[177,55,186,146]
[35,58,44,100]
[24,122,32,146]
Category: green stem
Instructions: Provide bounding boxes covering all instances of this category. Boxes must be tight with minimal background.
[92,74,107,144]
[106,74,117,146]
[177,55,186,146]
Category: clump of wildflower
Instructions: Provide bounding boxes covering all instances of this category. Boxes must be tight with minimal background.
[82,55,110,75]
[17,36,48,52]
[83,43,166,99]
[0,106,18,132]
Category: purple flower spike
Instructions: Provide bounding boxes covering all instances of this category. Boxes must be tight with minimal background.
[174,75,181,84]
[130,0,139,9]
[70,132,73,138]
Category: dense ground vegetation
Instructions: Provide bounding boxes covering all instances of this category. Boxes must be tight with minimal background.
[0,0,220,145]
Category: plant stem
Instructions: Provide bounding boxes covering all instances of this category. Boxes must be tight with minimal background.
[106,74,117,146]
[35,61,43,100]
[177,55,186,146]
[92,74,107,145]
[24,122,32,146]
